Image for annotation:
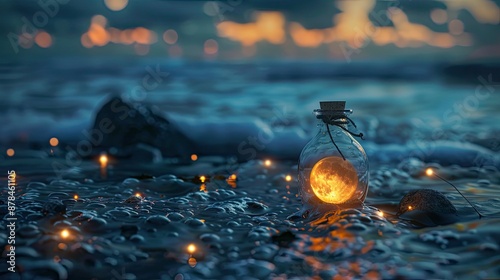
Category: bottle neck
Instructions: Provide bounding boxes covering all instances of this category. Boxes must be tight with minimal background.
[316,117,348,131]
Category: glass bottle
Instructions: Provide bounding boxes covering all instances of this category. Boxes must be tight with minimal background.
[298,101,369,207]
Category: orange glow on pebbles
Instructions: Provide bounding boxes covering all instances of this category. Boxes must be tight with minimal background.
[191,154,198,161]
[229,174,237,180]
[264,159,272,167]
[408,206,413,210]
[135,193,142,198]
[200,176,206,183]
[73,194,79,200]
[285,175,292,182]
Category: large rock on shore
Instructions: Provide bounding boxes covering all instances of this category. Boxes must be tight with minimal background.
[91,97,196,161]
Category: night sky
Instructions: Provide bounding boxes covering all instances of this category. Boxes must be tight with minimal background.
[1,0,499,61]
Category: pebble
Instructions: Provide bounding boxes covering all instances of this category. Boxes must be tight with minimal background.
[167,212,184,221]
[130,234,145,243]
[146,215,171,226]
[41,200,66,216]
[17,225,41,238]
[185,218,205,227]
[200,233,221,243]
[121,225,139,239]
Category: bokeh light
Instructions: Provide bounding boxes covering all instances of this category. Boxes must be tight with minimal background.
[430,9,448,24]
[49,137,59,147]
[204,39,218,55]
[163,29,178,45]
[449,19,464,35]
[35,31,52,48]
[6,148,15,157]
[104,0,128,11]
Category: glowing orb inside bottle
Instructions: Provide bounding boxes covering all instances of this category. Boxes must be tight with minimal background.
[310,156,358,204]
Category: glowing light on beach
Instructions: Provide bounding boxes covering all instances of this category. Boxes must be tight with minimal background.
[425,168,434,176]
[50,137,59,147]
[200,176,206,183]
[264,159,272,167]
[105,0,128,11]
[135,193,142,198]
[187,244,196,254]
[229,174,237,180]
[285,175,292,182]
[73,194,79,200]
[377,211,384,218]
[6,149,15,157]
[35,31,52,48]
[408,206,413,210]
[191,154,198,161]
[60,229,70,239]
[99,154,108,166]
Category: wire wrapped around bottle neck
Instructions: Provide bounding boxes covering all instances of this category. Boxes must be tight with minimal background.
[315,110,365,161]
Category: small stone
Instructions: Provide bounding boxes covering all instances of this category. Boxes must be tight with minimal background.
[41,201,66,216]
[167,212,184,221]
[130,234,145,243]
[121,225,139,239]
[146,215,171,226]
[200,233,220,243]
[398,189,457,215]
[398,189,458,227]
[124,195,142,204]
[185,218,205,227]
[18,225,41,238]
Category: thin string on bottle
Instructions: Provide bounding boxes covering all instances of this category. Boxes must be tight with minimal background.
[322,114,365,161]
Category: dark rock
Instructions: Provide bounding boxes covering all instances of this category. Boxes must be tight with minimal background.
[41,201,66,216]
[398,189,458,227]
[398,189,457,215]
[120,225,139,239]
[90,96,196,161]
[271,230,297,247]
